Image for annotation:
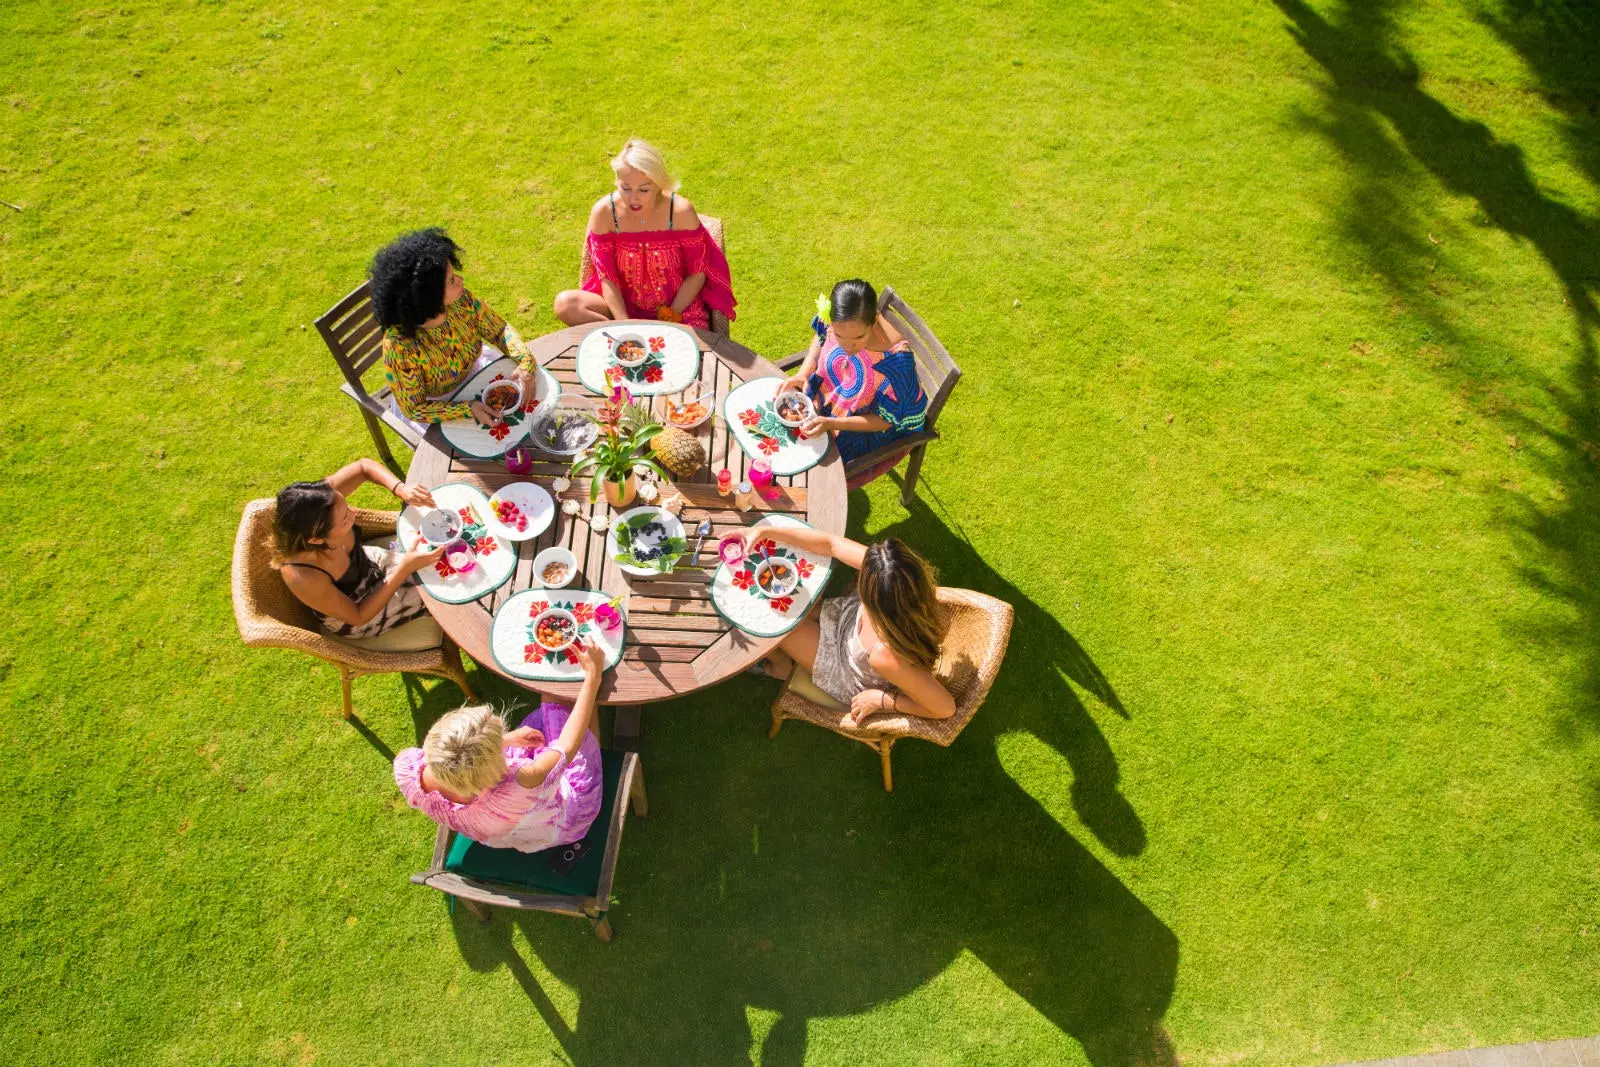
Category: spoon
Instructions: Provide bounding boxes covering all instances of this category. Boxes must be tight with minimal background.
[692,518,714,565]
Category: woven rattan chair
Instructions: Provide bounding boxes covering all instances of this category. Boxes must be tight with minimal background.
[409,750,646,941]
[769,588,1013,791]
[774,286,960,506]
[231,498,475,720]
[579,213,730,336]
[315,281,417,476]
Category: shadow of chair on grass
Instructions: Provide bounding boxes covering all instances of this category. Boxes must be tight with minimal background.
[435,479,1176,1066]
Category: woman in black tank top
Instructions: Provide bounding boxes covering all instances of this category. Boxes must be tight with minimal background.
[273,459,446,639]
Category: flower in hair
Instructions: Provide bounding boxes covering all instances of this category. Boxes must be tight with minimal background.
[815,293,830,323]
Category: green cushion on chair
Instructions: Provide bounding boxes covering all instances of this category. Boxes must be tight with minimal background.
[444,750,626,899]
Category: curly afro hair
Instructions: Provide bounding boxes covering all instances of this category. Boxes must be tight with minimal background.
[369,227,462,338]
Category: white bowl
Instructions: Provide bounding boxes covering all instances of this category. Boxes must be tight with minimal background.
[532,607,579,651]
[773,390,814,428]
[753,555,800,598]
[481,378,523,417]
[531,546,578,588]
[529,395,599,457]
[610,331,650,367]
[418,508,462,546]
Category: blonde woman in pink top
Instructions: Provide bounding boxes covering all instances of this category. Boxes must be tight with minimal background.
[393,643,605,851]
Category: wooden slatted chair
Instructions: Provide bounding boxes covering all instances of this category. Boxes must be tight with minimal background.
[579,213,731,336]
[409,750,646,941]
[768,588,1013,792]
[230,498,475,720]
[315,281,416,476]
[774,286,960,506]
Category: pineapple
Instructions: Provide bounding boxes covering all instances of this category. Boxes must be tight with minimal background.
[650,424,706,478]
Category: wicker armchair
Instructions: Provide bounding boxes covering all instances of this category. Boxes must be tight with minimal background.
[579,213,730,336]
[230,498,475,720]
[769,588,1014,791]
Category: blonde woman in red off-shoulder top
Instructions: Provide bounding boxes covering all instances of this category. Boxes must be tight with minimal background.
[552,138,737,330]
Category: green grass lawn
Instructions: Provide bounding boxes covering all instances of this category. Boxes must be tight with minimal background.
[3,0,1599,1063]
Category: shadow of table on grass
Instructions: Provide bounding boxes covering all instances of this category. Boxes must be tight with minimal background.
[438,479,1176,1066]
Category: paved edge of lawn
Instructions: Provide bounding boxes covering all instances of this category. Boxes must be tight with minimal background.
[1336,1035,1600,1067]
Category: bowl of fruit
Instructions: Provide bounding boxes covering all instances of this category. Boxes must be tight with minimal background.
[610,331,650,368]
[482,379,523,417]
[753,556,800,599]
[773,390,815,429]
[654,383,711,430]
[531,607,579,652]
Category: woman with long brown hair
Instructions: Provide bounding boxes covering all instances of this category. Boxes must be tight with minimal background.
[726,527,954,729]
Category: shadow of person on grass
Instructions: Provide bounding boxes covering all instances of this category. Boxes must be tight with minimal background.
[435,479,1175,1066]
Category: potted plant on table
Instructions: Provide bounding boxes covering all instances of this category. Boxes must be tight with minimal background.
[571,386,668,507]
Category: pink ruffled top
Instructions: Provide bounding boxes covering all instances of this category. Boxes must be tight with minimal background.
[583,220,737,330]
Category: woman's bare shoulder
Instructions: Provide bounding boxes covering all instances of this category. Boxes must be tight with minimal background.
[588,195,615,234]
[672,195,701,231]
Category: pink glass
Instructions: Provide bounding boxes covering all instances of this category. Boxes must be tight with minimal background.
[445,542,477,574]
[505,445,533,476]
[594,602,622,631]
[718,534,747,565]
[716,468,733,496]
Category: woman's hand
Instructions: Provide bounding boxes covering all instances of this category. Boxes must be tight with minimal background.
[504,725,546,749]
[512,366,540,406]
[656,304,682,324]
[400,543,447,573]
[842,689,892,729]
[777,375,806,394]
[469,400,499,427]
[578,640,607,677]
[800,414,836,437]
[394,482,435,509]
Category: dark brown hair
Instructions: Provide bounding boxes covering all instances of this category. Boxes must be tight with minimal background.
[857,538,944,670]
[271,480,337,564]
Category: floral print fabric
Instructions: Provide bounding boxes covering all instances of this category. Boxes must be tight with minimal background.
[582,227,737,330]
[806,317,928,463]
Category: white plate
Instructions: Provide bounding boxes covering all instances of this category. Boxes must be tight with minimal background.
[395,483,517,604]
[439,357,563,459]
[575,322,702,396]
[486,482,554,541]
[607,505,688,577]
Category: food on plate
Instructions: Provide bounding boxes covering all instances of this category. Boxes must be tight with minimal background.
[492,497,529,532]
[775,393,813,426]
[614,339,646,363]
[540,561,570,585]
[666,401,707,427]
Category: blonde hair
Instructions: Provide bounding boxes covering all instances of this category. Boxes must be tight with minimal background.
[423,705,508,796]
[610,137,679,193]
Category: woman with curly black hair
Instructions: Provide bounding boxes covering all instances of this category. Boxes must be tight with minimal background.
[372,228,543,433]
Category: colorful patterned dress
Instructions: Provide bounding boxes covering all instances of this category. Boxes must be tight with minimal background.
[582,193,737,330]
[381,287,533,427]
[393,703,604,853]
[805,317,927,463]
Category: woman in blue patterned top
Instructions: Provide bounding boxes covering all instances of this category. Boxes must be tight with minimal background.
[777,279,927,464]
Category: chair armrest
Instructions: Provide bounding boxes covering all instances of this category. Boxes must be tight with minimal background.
[774,349,807,372]
[593,752,639,907]
[844,431,940,474]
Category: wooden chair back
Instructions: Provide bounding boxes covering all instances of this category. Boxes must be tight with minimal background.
[877,286,961,434]
[315,280,386,396]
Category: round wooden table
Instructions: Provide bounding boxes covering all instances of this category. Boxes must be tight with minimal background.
[407,322,848,724]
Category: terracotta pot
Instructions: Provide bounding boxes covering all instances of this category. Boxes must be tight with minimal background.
[603,473,637,508]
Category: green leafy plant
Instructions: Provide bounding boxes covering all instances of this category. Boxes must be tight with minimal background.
[569,385,668,501]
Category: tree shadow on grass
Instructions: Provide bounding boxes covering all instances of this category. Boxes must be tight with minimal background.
[436,481,1175,1066]
[1271,0,1600,745]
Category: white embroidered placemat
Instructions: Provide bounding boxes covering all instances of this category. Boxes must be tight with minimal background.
[395,483,516,604]
[710,515,833,637]
[723,377,829,476]
[439,357,562,459]
[575,323,701,396]
[490,589,627,681]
